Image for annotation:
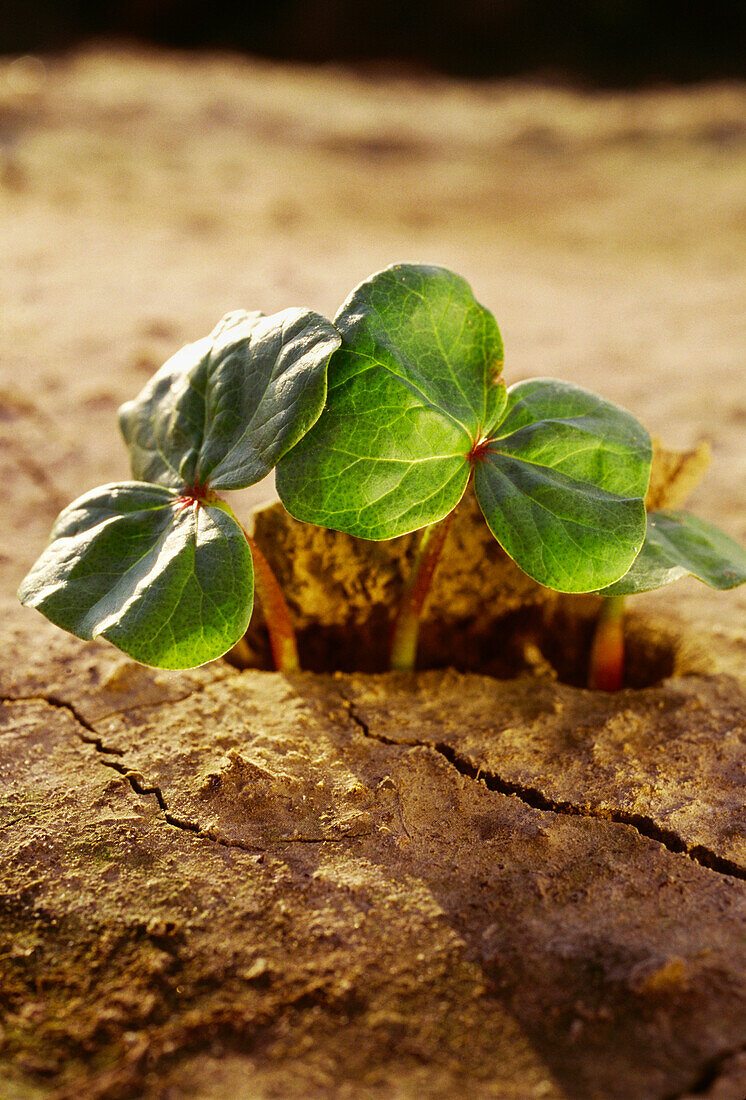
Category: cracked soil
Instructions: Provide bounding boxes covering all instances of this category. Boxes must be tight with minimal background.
[1,48,745,1100]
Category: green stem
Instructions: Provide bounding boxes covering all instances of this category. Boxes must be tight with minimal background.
[588,595,626,692]
[390,512,455,672]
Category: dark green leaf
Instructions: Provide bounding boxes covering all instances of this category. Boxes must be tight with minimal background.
[474,379,651,591]
[119,309,340,492]
[600,510,746,596]
[17,483,254,669]
[276,264,502,538]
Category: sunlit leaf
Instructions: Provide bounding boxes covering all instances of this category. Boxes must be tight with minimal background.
[474,380,651,591]
[276,263,503,538]
[600,510,746,596]
[18,483,253,669]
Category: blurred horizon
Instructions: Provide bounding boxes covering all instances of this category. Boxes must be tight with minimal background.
[3,0,745,88]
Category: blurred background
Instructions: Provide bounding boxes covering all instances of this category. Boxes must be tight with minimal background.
[1,0,745,629]
[3,0,746,85]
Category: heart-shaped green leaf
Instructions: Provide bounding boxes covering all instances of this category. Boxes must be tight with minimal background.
[18,483,253,668]
[600,510,746,596]
[119,308,341,492]
[277,264,651,592]
[331,262,506,435]
[475,380,651,592]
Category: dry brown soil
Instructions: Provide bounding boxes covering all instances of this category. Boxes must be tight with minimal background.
[1,49,745,1098]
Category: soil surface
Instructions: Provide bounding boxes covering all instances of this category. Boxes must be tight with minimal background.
[1,49,745,1098]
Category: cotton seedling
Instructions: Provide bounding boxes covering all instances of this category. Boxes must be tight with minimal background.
[23,263,739,682]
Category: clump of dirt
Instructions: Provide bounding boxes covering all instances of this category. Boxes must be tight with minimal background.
[240,484,558,675]
[645,438,711,510]
[250,484,552,631]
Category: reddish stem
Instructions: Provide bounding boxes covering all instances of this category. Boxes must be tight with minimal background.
[244,533,300,673]
[588,595,626,692]
[390,511,455,672]
[177,490,300,672]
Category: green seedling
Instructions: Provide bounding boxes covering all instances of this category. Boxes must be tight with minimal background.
[18,310,341,671]
[29,262,730,685]
[276,263,653,670]
[588,510,746,690]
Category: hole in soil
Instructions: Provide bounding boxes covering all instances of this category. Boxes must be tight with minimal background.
[228,600,678,690]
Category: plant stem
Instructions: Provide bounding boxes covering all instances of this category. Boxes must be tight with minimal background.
[216,498,299,672]
[390,512,455,672]
[245,533,300,673]
[588,595,626,691]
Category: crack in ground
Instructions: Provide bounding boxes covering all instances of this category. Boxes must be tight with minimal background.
[2,674,232,733]
[337,691,746,884]
[99,759,202,833]
[16,683,743,876]
[664,1039,746,1099]
[2,692,124,755]
[4,692,357,851]
[98,760,344,849]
